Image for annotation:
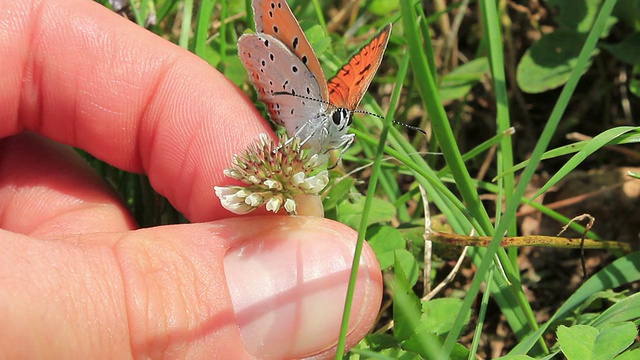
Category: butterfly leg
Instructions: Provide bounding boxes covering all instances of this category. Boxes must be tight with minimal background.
[327,134,355,169]
[273,133,307,155]
[291,121,324,153]
[297,133,315,150]
[274,136,294,152]
[277,122,312,151]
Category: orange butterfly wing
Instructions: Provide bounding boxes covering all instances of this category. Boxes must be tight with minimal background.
[328,24,392,110]
[252,0,329,100]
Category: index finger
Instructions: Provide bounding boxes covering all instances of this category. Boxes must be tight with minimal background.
[1,0,272,221]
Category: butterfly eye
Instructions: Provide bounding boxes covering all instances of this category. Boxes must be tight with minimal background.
[332,108,351,129]
[331,109,342,125]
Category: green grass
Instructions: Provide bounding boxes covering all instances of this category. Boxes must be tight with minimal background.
[95,0,640,358]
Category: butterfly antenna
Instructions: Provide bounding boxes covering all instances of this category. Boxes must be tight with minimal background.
[352,110,426,135]
[275,91,426,135]
[351,109,384,119]
[394,120,426,135]
[273,91,332,107]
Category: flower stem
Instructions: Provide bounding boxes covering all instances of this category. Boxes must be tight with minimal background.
[427,231,633,253]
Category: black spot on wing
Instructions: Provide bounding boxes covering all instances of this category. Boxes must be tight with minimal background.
[358,64,371,75]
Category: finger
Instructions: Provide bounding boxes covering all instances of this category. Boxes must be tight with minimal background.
[0,133,137,237]
[0,217,382,359]
[222,218,382,358]
[1,0,273,222]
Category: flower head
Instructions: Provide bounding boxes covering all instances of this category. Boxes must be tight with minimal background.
[214,133,329,215]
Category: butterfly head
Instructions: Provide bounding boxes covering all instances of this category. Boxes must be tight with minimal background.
[331,107,352,132]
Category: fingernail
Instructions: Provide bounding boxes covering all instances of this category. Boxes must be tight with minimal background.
[223,218,380,359]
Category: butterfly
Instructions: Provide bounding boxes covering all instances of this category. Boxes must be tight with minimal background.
[237,0,391,159]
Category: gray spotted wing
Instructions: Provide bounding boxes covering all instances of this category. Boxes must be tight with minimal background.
[238,33,327,136]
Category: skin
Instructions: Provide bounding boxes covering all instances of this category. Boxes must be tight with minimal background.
[0,1,383,359]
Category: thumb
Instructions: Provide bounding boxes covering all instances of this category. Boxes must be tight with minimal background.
[0,216,382,359]
[222,217,382,359]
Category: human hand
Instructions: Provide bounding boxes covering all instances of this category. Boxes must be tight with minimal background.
[0,0,382,358]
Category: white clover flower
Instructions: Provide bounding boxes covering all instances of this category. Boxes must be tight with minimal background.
[263,179,281,190]
[265,196,283,213]
[291,172,306,187]
[284,198,297,214]
[214,186,254,215]
[302,172,329,193]
[214,133,329,215]
[306,153,330,169]
[245,193,264,207]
